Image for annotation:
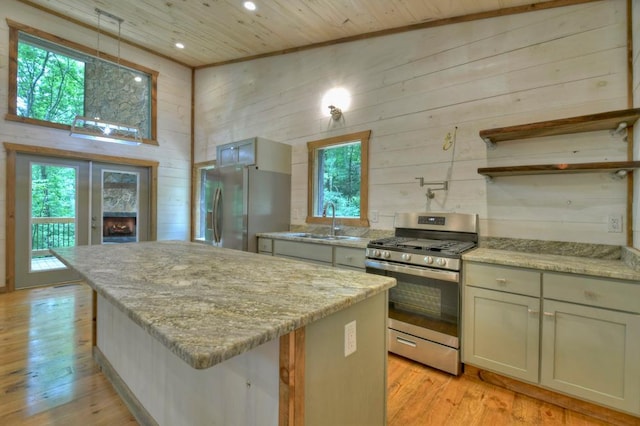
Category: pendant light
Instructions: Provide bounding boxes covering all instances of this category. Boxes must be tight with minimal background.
[70,8,142,145]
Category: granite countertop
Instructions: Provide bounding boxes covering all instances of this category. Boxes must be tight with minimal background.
[257,231,370,249]
[53,241,395,370]
[464,248,640,282]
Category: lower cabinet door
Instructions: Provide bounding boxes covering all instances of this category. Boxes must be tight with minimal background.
[541,300,640,415]
[463,286,540,383]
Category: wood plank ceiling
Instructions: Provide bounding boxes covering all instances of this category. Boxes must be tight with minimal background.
[18,0,590,68]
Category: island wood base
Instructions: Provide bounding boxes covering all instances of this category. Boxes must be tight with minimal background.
[92,291,388,425]
[464,365,640,426]
[279,328,305,426]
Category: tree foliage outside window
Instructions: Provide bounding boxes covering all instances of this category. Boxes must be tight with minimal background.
[316,142,361,217]
[31,164,77,251]
[17,39,85,125]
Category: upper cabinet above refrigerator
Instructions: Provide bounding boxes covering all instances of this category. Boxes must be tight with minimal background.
[216,137,292,174]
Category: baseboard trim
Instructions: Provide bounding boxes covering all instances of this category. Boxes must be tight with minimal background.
[463,364,640,426]
[93,347,158,426]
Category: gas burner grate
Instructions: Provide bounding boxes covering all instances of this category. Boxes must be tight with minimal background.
[368,237,476,255]
[368,237,406,247]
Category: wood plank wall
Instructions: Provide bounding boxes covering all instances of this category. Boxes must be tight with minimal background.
[0,0,193,291]
[195,0,630,246]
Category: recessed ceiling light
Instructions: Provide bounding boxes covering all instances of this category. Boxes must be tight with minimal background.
[134,76,142,82]
[243,1,256,11]
[175,42,185,49]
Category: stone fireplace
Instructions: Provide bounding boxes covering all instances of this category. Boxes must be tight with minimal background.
[102,171,139,243]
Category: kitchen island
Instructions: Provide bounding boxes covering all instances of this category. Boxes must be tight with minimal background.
[53,240,396,426]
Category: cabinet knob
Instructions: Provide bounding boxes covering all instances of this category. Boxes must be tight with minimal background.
[495,278,507,285]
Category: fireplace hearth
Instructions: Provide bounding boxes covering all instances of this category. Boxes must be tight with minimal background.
[103,212,137,243]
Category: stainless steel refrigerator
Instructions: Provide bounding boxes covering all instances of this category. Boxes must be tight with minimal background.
[202,165,291,252]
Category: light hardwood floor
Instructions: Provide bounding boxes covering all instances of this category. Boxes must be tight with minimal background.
[0,283,621,425]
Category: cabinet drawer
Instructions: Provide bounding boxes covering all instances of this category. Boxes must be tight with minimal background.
[257,238,272,253]
[544,273,640,313]
[335,247,365,270]
[465,262,540,297]
[273,240,332,263]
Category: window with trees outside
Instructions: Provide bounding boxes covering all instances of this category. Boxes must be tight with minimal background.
[307,130,370,227]
[6,21,158,144]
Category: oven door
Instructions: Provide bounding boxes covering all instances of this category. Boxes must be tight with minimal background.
[366,259,461,374]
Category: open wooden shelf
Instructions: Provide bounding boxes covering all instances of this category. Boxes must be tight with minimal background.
[479,108,640,145]
[478,161,640,179]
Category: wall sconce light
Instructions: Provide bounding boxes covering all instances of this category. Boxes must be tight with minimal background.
[322,87,351,121]
[328,105,342,120]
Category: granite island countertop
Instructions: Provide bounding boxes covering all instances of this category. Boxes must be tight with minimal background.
[464,247,640,282]
[53,240,395,370]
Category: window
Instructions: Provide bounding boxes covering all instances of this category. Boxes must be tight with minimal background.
[7,21,158,144]
[307,130,370,227]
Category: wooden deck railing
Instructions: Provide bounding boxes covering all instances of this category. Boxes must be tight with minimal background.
[31,217,76,256]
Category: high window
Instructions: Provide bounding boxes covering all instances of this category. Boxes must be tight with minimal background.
[307,130,370,227]
[7,21,158,144]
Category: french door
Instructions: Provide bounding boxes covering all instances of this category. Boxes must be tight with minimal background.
[14,154,150,289]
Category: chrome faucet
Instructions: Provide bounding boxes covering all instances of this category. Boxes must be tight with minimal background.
[322,202,337,237]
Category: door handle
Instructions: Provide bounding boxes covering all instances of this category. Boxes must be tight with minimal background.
[213,187,222,243]
[396,337,417,348]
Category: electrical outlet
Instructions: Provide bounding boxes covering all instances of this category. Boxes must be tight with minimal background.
[608,215,623,233]
[344,320,357,357]
[370,210,379,223]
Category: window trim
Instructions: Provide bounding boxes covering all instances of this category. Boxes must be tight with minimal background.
[6,20,159,146]
[306,130,371,227]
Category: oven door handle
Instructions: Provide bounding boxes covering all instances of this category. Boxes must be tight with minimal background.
[365,259,459,282]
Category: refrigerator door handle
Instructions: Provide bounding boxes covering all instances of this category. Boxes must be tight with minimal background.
[213,187,222,243]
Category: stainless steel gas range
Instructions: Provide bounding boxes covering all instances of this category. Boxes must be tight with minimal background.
[365,212,478,375]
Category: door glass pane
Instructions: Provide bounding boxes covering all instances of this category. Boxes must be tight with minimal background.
[194,163,215,241]
[102,170,139,244]
[30,163,77,272]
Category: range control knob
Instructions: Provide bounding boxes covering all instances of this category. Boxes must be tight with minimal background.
[372,249,381,257]
[382,251,391,259]
[436,258,447,266]
[401,253,412,261]
[424,256,434,264]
